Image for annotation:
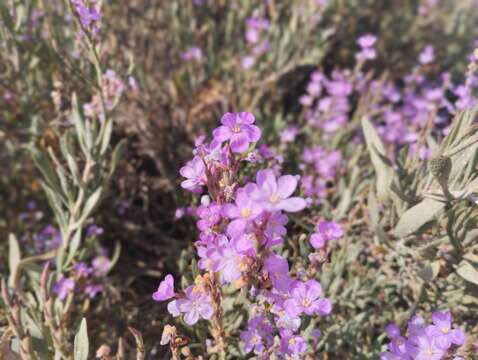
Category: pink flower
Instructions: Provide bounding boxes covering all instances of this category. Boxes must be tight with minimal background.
[246,169,306,212]
[284,280,332,317]
[263,254,291,292]
[176,286,214,325]
[266,209,288,234]
[179,155,206,191]
[181,46,203,61]
[152,274,175,302]
[53,276,75,301]
[310,219,344,249]
[357,34,377,48]
[216,238,246,283]
[419,45,435,64]
[429,311,466,350]
[222,187,263,236]
[241,55,256,69]
[212,112,261,153]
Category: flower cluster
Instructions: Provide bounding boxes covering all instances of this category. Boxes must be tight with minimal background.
[300,34,478,160]
[241,12,270,69]
[381,311,467,360]
[84,69,125,119]
[300,145,342,203]
[53,253,111,300]
[310,219,343,250]
[300,67,354,133]
[153,111,333,357]
[181,46,203,62]
[356,33,378,62]
[71,0,101,38]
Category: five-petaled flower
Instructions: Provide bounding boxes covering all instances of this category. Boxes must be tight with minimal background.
[246,169,306,212]
[212,112,261,153]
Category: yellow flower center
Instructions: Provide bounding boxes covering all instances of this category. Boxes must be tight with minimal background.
[441,327,449,334]
[269,193,280,204]
[241,207,251,218]
[302,298,311,307]
[232,125,241,133]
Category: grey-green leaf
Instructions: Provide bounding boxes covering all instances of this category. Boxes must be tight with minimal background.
[394,199,445,238]
[8,234,21,287]
[456,261,478,285]
[74,318,89,360]
[361,117,394,201]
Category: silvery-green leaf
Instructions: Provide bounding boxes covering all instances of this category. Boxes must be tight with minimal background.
[66,153,80,185]
[367,190,379,229]
[21,311,43,339]
[73,187,103,229]
[107,241,122,274]
[109,139,127,177]
[8,234,21,288]
[32,147,61,194]
[361,117,394,200]
[456,261,478,285]
[65,229,82,267]
[74,318,89,360]
[417,261,440,282]
[99,118,113,156]
[41,182,67,229]
[71,94,89,157]
[394,198,445,238]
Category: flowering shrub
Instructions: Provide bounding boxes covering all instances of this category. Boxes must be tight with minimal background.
[381,312,466,360]
[153,112,333,357]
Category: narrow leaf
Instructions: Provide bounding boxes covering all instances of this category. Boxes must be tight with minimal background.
[456,261,478,285]
[8,234,21,287]
[74,318,89,360]
[394,199,445,238]
[361,117,394,200]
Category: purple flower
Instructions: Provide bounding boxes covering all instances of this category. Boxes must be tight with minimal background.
[240,315,274,355]
[245,27,260,44]
[212,112,261,153]
[428,311,466,350]
[196,203,222,231]
[263,254,291,292]
[179,155,206,191]
[419,45,435,65]
[358,34,377,48]
[72,0,101,36]
[382,311,467,359]
[246,169,306,212]
[152,274,175,302]
[176,286,214,325]
[92,256,110,277]
[84,284,103,298]
[215,237,246,283]
[413,332,446,360]
[241,55,256,69]
[284,280,331,317]
[167,300,181,317]
[222,187,263,236]
[280,126,299,143]
[279,329,307,356]
[74,262,92,278]
[86,224,104,237]
[263,211,288,245]
[310,219,344,249]
[53,276,75,301]
[181,46,203,61]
